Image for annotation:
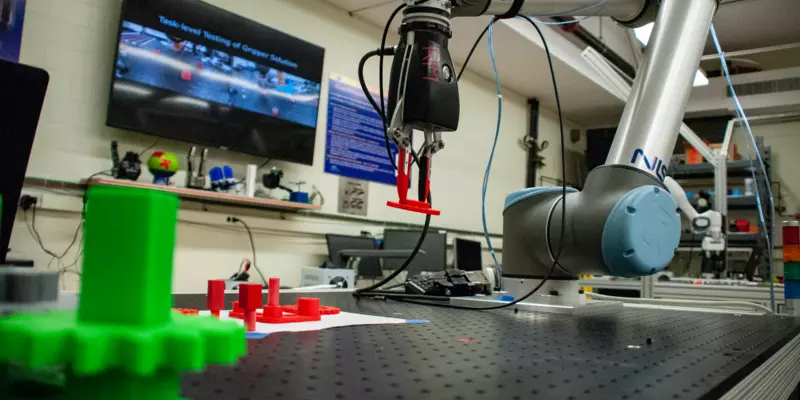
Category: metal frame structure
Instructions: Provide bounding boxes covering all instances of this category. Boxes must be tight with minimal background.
[584,44,794,279]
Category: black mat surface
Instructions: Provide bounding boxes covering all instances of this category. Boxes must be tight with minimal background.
[175,292,800,400]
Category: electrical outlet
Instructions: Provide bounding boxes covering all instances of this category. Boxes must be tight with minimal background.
[19,194,40,210]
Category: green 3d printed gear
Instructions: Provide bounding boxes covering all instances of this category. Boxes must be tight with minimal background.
[0,186,246,400]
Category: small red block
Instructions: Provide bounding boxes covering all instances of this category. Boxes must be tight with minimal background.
[239,283,263,310]
[181,70,192,81]
[268,277,280,306]
[297,298,320,317]
[207,280,225,311]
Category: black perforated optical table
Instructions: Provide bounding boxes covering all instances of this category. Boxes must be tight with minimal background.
[174,292,800,400]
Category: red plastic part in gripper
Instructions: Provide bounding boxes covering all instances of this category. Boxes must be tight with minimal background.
[387,200,441,216]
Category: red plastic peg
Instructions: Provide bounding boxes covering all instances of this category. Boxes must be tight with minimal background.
[297,298,320,317]
[268,278,280,307]
[239,283,263,332]
[207,280,225,318]
[181,70,192,81]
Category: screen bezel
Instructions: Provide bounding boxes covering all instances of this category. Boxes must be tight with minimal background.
[105,0,325,164]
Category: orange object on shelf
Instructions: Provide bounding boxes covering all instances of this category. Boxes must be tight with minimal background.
[173,308,200,316]
[684,146,703,164]
[749,226,759,233]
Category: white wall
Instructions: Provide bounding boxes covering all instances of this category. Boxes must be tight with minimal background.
[731,120,800,217]
[10,0,582,292]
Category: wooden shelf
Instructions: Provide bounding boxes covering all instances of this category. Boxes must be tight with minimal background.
[85,179,321,212]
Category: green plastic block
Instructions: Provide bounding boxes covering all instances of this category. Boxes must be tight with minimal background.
[785,262,800,280]
[0,311,245,375]
[79,186,179,327]
[0,186,245,399]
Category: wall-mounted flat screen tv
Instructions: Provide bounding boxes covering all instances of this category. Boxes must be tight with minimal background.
[107,0,325,164]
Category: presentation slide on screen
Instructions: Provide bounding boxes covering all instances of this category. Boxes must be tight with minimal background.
[113,20,322,128]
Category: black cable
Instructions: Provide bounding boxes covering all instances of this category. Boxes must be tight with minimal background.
[379,4,407,163]
[25,205,83,280]
[358,48,396,169]
[350,2,436,298]
[81,170,114,221]
[457,22,492,82]
[366,16,569,311]
[354,18,496,302]
[354,211,431,294]
[358,49,391,126]
[229,217,268,286]
[139,138,160,155]
[258,158,272,170]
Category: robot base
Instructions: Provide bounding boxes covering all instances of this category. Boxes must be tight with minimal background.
[450,278,622,315]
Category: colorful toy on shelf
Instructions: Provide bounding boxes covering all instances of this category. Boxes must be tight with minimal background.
[227,277,340,325]
[147,151,180,185]
[0,186,246,399]
[209,165,240,192]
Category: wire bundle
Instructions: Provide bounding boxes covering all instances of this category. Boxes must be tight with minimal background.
[353,7,572,310]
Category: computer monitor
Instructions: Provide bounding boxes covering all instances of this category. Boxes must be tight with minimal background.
[454,239,483,271]
[325,234,382,279]
[382,229,446,276]
[0,60,49,264]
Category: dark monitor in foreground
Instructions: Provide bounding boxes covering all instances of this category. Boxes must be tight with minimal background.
[325,234,382,279]
[454,238,483,271]
[382,230,446,276]
[0,60,49,264]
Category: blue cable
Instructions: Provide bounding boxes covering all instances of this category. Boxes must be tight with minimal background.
[710,24,776,313]
[481,20,502,271]
[476,1,615,278]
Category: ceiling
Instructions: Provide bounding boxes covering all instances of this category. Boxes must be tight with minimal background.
[705,0,800,54]
[325,0,799,127]
[324,0,626,126]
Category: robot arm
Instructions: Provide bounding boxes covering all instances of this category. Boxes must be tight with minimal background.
[381,0,719,278]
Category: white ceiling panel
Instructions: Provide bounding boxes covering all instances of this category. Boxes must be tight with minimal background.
[324,0,626,126]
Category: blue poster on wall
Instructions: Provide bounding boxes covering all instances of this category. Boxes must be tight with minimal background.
[325,73,399,186]
[0,0,26,62]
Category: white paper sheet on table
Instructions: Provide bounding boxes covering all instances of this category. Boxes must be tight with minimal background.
[199,310,424,338]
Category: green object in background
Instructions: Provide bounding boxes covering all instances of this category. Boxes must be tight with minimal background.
[785,262,800,281]
[0,186,246,399]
